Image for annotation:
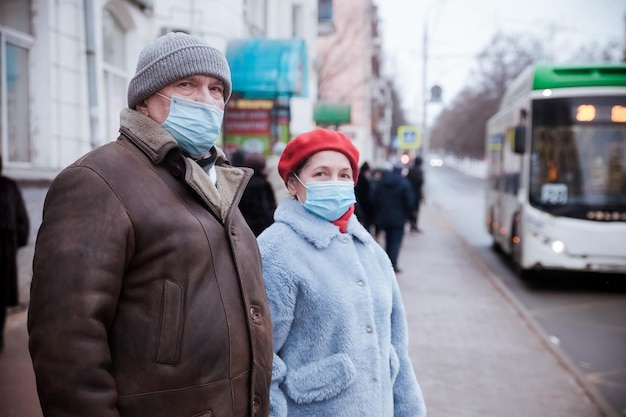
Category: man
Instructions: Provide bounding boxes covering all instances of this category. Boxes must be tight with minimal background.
[0,156,30,352]
[28,32,272,417]
[371,161,416,273]
[406,156,424,232]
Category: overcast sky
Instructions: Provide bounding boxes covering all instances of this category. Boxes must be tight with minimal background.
[376,0,625,124]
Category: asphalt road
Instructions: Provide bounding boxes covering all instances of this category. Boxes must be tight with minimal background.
[424,163,626,417]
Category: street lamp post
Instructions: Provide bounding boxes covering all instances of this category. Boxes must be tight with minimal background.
[420,0,450,159]
[421,18,429,159]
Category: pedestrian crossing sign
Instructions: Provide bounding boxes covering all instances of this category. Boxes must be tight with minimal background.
[397,125,421,150]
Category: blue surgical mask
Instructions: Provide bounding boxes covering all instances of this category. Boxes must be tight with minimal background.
[295,175,356,221]
[157,94,224,159]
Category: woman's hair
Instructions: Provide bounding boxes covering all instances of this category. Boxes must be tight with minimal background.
[291,157,311,178]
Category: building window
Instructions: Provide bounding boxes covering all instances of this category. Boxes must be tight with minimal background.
[102,6,128,141]
[0,0,33,164]
[317,0,334,36]
[318,0,332,23]
[244,0,267,36]
[292,4,303,38]
[0,0,32,33]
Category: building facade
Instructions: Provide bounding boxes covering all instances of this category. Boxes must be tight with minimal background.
[0,0,319,180]
[0,0,321,304]
[315,0,391,165]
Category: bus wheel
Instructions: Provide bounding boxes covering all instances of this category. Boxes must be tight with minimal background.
[488,211,502,253]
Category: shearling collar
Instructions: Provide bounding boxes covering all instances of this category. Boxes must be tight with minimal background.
[119,108,179,163]
[273,198,372,249]
[118,108,251,221]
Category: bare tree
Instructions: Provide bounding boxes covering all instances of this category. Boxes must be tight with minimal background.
[428,30,625,159]
[317,13,367,101]
[429,32,543,159]
[567,39,624,63]
[389,80,408,135]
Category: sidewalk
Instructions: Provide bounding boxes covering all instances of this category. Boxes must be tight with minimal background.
[399,200,605,417]
[0,308,41,417]
[0,199,607,417]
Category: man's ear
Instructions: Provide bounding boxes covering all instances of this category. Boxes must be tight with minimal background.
[136,101,149,116]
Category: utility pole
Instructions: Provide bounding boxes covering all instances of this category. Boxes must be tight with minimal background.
[421,18,429,158]
[623,9,626,61]
[421,0,450,158]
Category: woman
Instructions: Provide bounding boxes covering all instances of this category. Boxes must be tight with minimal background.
[257,128,426,417]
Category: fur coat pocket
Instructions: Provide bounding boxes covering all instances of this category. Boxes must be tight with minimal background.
[389,346,400,385]
[283,353,356,404]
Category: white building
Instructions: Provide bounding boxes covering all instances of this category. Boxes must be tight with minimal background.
[1,0,320,305]
[1,0,319,180]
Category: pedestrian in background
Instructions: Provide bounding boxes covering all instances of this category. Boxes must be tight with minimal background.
[371,161,416,272]
[28,32,272,417]
[257,128,426,417]
[239,151,277,236]
[266,141,289,202]
[354,161,374,232]
[369,167,385,240]
[229,147,247,167]
[406,156,424,233]
[0,156,29,353]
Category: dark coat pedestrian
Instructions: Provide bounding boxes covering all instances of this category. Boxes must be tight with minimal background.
[354,161,374,231]
[406,157,424,232]
[239,152,277,236]
[371,162,415,272]
[0,157,30,352]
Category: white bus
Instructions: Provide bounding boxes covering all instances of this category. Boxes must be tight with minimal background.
[485,63,626,277]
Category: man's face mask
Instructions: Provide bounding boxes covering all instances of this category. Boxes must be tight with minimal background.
[294,174,356,221]
[156,93,224,159]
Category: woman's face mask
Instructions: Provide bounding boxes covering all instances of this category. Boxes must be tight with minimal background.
[294,174,356,221]
[156,93,224,159]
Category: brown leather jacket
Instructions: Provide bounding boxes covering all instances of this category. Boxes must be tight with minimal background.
[28,109,273,417]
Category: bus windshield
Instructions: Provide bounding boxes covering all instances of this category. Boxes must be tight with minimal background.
[529,96,626,220]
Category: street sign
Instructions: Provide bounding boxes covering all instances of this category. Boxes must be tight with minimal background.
[397,125,421,150]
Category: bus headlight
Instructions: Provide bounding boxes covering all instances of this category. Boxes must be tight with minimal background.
[551,240,565,253]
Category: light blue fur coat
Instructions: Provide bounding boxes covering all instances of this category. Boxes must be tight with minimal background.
[258,199,426,417]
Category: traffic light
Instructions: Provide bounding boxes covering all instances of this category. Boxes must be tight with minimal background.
[430,85,442,102]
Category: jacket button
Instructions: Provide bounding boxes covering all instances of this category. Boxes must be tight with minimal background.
[366,326,373,333]
[357,280,365,286]
[171,165,182,177]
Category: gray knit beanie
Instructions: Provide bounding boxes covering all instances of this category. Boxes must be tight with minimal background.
[127,32,232,109]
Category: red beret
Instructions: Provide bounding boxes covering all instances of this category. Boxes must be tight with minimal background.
[278,128,360,184]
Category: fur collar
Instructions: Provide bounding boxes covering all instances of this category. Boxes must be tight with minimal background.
[274,198,373,249]
[119,108,251,221]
